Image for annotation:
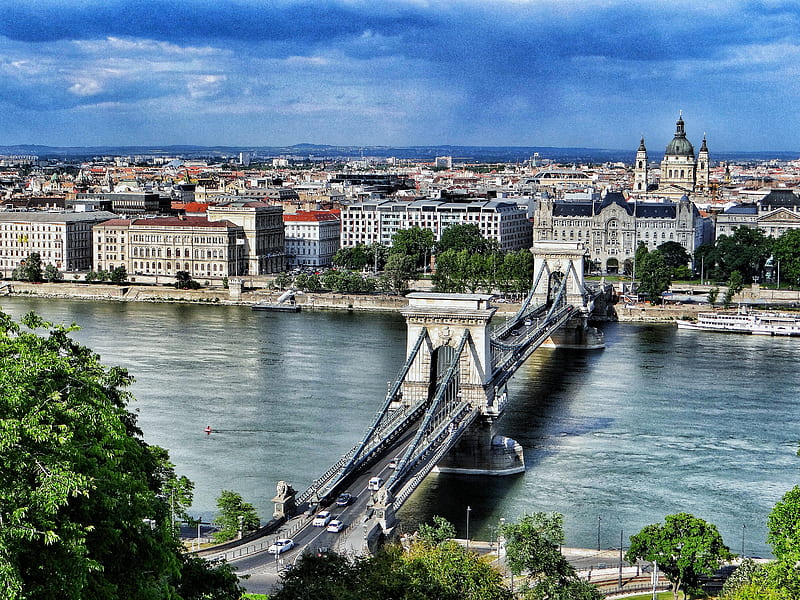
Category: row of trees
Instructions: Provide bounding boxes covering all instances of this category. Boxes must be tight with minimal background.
[11,252,64,283]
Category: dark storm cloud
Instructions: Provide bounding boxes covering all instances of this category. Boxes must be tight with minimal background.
[1,1,799,149]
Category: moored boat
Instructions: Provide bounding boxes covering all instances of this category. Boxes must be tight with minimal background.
[675,309,800,336]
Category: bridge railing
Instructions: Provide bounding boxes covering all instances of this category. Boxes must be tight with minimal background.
[391,404,479,508]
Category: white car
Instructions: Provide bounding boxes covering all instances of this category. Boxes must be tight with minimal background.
[268,538,294,554]
[312,510,332,527]
[327,519,345,533]
[368,477,383,491]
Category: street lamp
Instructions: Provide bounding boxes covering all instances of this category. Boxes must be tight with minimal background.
[466,506,471,550]
[741,524,746,558]
[597,515,602,551]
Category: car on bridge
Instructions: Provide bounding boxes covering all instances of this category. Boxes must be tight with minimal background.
[368,476,383,491]
[312,511,332,527]
[327,519,345,533]
[335,492,353,506]
[268,538,294,554]
[388,457,399,469]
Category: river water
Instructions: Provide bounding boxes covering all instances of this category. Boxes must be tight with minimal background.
[1,296,796,557]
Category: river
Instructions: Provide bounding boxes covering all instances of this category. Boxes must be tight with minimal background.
[1,296,796,557]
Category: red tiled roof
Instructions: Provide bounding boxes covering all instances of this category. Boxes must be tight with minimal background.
[283,210,340,222]
[130,216,233,228]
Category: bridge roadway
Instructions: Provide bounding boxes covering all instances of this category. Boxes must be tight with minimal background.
[201,297,591,582]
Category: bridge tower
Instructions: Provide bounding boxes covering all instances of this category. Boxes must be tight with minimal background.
[531,241,606,349]
[400,293,525,475]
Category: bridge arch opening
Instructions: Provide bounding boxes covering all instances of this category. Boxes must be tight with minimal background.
[429,343,460,401]
[547,271,564,306]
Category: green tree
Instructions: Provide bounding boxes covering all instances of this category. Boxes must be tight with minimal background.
[637,249,672,304]
[767,485,800,560]
[437,223,493,254]
[383,253,416,294]
[500,512,601,600]
[722,270,744,309]
[772,229,800,287]
[175,270,200,289]
[707,287,719,306]
[43,263,63,282]
[391,226,435,270]
[418,515,457,545]
[626,512,733,600]
[109,266,127,285]
[634,241,649,278]
[212,490,260,543]
[709,227,772,282]
[273,272,292,290]
[657,241,692,271]
[333,244,371,271]
[0,311,243,599]
[13,252,43,282]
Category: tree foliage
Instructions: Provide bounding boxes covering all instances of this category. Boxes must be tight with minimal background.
[175,270,200,289]
[637,249,672,303]
[436,223,497,255]
[390,226,435,270]
[273,528,511,600]
[0,311,243,599]
[698,227,773,282]
[383,253,416,294]
[626,512,732,600]
[212,490,260,543]
[500,512,602,600]
[43,263,63,283]
[12,252,43,282]
[771,229,800,287]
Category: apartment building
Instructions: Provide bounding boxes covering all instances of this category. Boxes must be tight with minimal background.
[0,210,117,278]
[283,210,340,267]
[340,199,532,252]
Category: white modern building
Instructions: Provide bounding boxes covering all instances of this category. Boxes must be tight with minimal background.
[340,199,532,252]
[283,210,340,267]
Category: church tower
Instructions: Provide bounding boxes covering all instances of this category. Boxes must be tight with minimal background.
[696,135,710,194]
[634,137,648,194]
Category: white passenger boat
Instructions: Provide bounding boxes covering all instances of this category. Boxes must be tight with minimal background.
[675,309,800,336]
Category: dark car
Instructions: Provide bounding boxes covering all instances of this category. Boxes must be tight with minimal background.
[336,492,353,506]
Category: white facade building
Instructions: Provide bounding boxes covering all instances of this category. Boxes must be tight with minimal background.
[93,216,246,280]
[283,211,340,267]
[0,210,117,278]
[340,199,532,252]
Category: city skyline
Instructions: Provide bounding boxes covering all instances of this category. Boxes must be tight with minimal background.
[1,1,799,152]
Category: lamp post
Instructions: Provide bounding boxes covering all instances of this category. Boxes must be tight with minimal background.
[466,506,471,550]
[597,515,602,551]
[741,524,746,558]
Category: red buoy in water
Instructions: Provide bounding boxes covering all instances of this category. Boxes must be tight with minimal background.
[204,425,212,435]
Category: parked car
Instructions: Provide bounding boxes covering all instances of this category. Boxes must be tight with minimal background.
[327,519,345,533]
[336,492,353,506]
[312,510,332,527]
[368,476,383,491]
[268,538,294,554]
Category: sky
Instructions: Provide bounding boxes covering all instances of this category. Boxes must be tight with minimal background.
[1,1,799,152]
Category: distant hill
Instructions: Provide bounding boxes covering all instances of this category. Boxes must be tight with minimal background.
[0,143,796,165]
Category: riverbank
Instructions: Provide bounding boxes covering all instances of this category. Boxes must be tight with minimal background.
[0,279,710,322]
[2,280,526,315]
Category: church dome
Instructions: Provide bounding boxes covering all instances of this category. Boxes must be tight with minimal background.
[665,114,695,157]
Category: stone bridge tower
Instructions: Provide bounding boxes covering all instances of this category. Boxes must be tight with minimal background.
[400,293,524,475]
